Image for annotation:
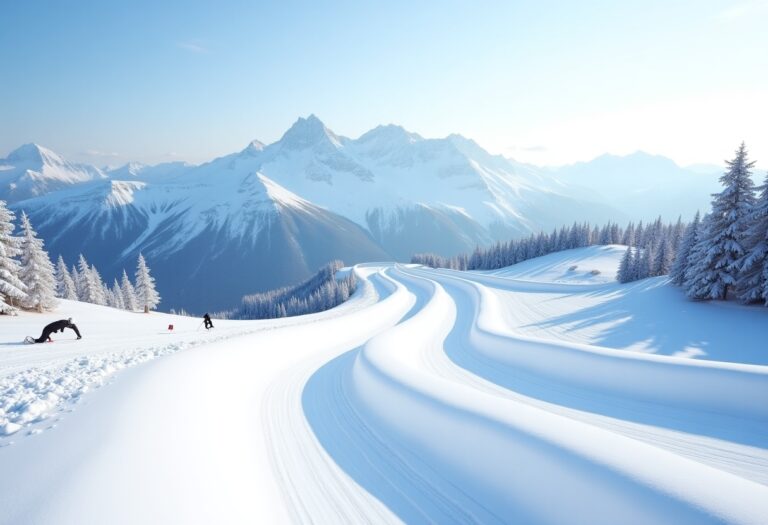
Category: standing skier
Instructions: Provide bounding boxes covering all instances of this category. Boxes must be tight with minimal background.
[33,318,82,343]
[203,313,214,330]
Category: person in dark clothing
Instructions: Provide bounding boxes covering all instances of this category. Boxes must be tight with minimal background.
[35,318,82,343]
[203,313,214,330]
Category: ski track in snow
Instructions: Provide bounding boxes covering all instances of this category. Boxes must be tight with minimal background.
[0,250,767,524]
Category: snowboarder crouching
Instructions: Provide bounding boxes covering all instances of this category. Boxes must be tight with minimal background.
[203,313,214,330]
[34,318,82,343]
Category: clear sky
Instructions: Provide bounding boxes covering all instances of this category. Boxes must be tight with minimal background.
[1,0,766,168]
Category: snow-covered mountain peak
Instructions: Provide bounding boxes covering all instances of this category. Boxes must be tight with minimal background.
[357,124,421,146]
[240,139,266,156]
[6,143,65,166]
[105,161,193,181]
[278,114,343,150]
[353,125,422,161]
[0,144,106,202]
[114,162,147,177]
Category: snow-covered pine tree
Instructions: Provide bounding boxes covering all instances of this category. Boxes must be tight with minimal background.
[18,211,57,312]
[111,278,125,309]
[763,249,768,306]
[55,255,78,300]
[104,287,116,308]
[639,244,655,280]
[598,224,611,245]
[617,247,634,283]
[75,255,90,301]
[622,222,636,246]
[648,216,664,250]
[635,221,645,248]
[89,264,107,306]
[70,264,81,299]
[568,221,580,249]
[121,270,138,311]
[736,170,768,304]
[135,253,160,313]
[684,214,714,299]
[0,200,26,313]
[671,216,686,252]
[685,143,756,300]
[628,244,642,281]
[76,254,104,304]
[669,211,700,286]
[652,237,674,277]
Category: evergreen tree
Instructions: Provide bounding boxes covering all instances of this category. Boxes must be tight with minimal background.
[75,254,90,301]
[630,244,643,281]
[671,216,686,252]
[76,254,105,304]
[763,251,768,306]
[639,244,655,280]
[89,264,107,305]
[736,170,768,304]
[622,222,636,246]
[669,211,700,286]
[111,278,125,309]
[104,287,116,308]
[617,247,634,283]
[685,143,756,300]
[55,255,78,300]
[0,201,26,313]
[684,214,715,299]
[135,253,160,312]
[18,211,57,312]
[634,221,645,248]
[121,270,138,311]
[652,237,674,277]
[70,264,80,298]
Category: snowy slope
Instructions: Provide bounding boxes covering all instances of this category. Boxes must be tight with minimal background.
[486,246,768,364]
[0,144,106,202]
[0,248,766,524]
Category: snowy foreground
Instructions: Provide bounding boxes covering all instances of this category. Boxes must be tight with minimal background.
[1,246,767,524]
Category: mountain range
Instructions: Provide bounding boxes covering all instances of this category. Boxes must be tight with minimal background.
[1,115,724,311]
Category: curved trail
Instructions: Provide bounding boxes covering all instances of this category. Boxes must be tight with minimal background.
[0,258,766,524]
[0,265,412,524]
[343,266,768,524]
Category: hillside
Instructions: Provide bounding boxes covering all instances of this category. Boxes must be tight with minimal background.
[1,247,765,524]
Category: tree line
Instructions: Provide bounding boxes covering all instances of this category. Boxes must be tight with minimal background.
[0,201,161,314]
[223,260,356,320]
[413,217,687,275]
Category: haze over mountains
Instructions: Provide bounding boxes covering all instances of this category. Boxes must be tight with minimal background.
[1,115,723,311]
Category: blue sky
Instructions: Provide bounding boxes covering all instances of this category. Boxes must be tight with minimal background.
[1,0,766,167]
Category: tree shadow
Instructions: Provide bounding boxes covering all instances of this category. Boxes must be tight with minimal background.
[528,278,768,366]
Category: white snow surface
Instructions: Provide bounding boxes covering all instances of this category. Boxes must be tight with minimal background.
[0,249,766,524]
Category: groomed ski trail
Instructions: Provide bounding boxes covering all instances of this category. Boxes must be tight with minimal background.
[0,256,766,524]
